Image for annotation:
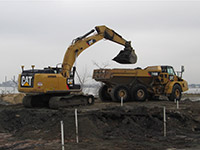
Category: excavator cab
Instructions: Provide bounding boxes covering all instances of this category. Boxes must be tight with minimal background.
[67,66,81,89]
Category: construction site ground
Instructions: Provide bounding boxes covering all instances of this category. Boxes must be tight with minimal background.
[0,94,200,150]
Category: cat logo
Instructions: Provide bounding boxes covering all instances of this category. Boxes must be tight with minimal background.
[21,76,33,87]
[86,39,96,46]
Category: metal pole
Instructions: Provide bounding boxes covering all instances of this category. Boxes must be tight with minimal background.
[163,107,166,137]
[121,97,123,107]
[75,109,79,143]
[60,121,65,150]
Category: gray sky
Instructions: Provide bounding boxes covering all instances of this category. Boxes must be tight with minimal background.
[0,0,200,84]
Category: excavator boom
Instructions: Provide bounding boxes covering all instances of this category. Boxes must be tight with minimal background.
[61,25,137,78]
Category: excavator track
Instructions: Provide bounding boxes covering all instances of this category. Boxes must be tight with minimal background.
[22,94,94,109]
[22,95,32,108]
[49,94,94,109]
[23,95,49,108]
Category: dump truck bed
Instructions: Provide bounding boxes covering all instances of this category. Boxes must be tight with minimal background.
[93,68,154,87]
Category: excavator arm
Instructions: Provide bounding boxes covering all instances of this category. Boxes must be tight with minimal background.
[95,25,129,47]
[61,25,137,78]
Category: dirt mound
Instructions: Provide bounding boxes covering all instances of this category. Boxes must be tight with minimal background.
[0,93,24,105]
[1,100,200,150]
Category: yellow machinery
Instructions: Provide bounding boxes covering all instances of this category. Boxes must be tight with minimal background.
[18,25,137,108]
[93,65,188,102]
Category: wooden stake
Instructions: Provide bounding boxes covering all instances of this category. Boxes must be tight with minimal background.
[163,107,166,137]
[121,97,123,107]
[75,109,79,143]
[60,121,65,150]
[174,98,176,103]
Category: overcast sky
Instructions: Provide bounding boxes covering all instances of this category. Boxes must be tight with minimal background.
[0,0,200,84]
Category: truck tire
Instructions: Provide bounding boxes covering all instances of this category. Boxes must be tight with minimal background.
[99,84,112,102]
[168,84,182,101]
[131,84,148,101]
[111,85,130,102]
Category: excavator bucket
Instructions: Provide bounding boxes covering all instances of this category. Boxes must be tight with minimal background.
[113,49,137,64]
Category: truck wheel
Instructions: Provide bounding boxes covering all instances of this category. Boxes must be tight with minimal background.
[168,84,182,101]
[131,84,148,101]
[99,84,112,102]
[111,85,130,102]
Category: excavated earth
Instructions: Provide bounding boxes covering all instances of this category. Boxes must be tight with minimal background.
[0,95,200,150]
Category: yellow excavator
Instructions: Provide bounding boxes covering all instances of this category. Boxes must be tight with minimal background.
[18,25,137,108]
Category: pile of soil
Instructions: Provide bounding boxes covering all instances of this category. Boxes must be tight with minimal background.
[0,93,24,105]
[0,97,200,150]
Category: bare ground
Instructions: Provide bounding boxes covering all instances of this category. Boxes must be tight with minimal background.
[0,95,200,150]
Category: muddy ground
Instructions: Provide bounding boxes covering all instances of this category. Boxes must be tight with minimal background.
[0,95,200,150]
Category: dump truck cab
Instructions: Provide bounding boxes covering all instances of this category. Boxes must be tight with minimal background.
[145,65,188,98]
[145,65,185,85]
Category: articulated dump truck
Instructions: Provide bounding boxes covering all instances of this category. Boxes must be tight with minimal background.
[93,65,188,102]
